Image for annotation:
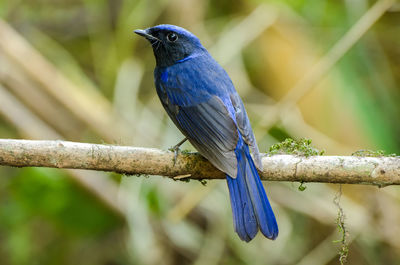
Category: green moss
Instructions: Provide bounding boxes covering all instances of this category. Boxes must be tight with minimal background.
[198,179,208,186]
[351,149,397,157]
[333,185,349,265]
[298,182,307,191]
[168,147,193,164]
[268,138,325,157]
[180,149,193,154]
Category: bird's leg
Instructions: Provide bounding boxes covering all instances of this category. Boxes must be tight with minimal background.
[169,137,187,165]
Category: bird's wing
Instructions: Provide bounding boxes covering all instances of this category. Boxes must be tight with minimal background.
[160,89,239,177]
[154,56,260,176]
[230,92,263,170]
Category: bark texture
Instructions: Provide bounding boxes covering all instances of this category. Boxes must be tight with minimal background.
[0,139,399,186]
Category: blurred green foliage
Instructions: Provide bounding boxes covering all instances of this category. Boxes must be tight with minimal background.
[0,168,124,264]
[0,0,399,264]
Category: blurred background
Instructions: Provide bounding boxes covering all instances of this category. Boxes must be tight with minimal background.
[0,0,399,264]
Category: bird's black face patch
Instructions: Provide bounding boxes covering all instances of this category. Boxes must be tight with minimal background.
[139,28,203,67]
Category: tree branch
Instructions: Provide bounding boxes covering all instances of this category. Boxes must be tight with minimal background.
[0,139,399,186]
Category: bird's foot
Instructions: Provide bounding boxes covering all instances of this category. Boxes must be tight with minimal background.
[169,138,187,165]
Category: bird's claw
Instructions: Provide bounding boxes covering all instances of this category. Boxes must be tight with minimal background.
[171,145,180,165]
[169,138,187,166]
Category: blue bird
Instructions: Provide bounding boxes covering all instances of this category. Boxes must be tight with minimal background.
[135,24,278,242]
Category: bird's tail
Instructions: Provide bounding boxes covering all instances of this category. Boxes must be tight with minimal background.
[226,143,278,242]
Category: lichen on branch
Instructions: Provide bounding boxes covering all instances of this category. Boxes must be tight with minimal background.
[0,139,399,186]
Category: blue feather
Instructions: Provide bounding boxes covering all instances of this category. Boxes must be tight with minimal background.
[136,24,279,242]
[227,138,278,241]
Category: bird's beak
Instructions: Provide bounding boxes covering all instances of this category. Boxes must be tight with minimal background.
[134,29,157,41]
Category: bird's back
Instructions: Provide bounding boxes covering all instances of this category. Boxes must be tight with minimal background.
[155,53,235,107]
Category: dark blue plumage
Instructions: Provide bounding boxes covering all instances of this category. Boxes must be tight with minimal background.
[135,24,278,242]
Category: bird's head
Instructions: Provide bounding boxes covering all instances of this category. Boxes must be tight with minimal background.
[134,24,206,67]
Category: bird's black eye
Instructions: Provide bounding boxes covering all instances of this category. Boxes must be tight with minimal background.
[167,32,178,42]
